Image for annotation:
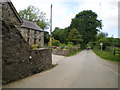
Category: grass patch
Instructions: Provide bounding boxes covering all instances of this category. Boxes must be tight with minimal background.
[66,49,81,57]
[93,49,120,62]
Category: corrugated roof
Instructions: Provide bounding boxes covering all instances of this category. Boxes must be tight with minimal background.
[21,19,43,31]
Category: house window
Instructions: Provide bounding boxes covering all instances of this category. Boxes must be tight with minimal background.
[27,37,30,43]
[27,30,30,37]
[34,38,36,44]
[27,30,30,43]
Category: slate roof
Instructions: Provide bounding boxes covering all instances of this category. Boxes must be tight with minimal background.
[21,19,43,31]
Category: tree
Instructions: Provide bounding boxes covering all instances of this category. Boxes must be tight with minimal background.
[44,31,50,45]
[48,37,61,46]
[19,5,38,21]
[37,20,49,30]
[19,5,49,30]
[98,38,111,50]
[96,32,108,40]
[52,27,70,43]
[112,38,120,47]
[70,10,102,48]
[52,27,61,40]
[67,28,82,45]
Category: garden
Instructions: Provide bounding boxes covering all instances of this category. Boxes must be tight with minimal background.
[48,37,81,56]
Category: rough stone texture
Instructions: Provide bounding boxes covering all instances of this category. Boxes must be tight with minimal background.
[0,3,2,86]
[2,2,52,85]
[2,2,22,27]
[2,2,44,47]
[2,20,52,85]
[40,32,44,47]
[20,28,44,47]
[33,48,52,69]
[52,47,79,56]
[52,49,71,56]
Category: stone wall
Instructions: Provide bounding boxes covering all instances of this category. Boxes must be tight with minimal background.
[2,2,22,27]
[52,48,72,56]
[2,2,52,84]
[2,20,52,85]
[40,32,44,47]
[52,47,80,56]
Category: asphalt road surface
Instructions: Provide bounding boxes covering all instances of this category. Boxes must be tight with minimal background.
[3,50,118,88]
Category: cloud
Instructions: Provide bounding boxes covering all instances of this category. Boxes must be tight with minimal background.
[76,0,119,37]
[11,0,119,37]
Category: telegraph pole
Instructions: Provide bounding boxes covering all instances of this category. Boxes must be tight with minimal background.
[50,4,52,47]
[99,1,102,32]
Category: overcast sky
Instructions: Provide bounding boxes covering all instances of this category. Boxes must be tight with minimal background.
[11,0,119,38]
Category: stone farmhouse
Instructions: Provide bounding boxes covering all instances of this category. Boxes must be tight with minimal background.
[2,0,45,47]
[21,19,44,47]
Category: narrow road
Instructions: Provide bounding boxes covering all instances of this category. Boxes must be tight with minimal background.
[3,50,118,88]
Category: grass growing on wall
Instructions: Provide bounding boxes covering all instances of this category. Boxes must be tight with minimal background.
[93,49,120,62]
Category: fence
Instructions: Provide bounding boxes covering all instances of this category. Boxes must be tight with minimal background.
[106,47,120,55]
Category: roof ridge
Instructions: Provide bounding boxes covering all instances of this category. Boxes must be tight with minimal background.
[21,19,44,32]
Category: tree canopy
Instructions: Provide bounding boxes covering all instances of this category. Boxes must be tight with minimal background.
[67,28,82,44]
[52,10,102,49]
[96,32,108,41]
[52,27,69,43]
[19,5,49,30]
[70,10,102,48]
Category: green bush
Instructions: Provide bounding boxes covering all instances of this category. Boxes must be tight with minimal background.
[95,38,111,50]
[32,44,39,49]
[48,37,61,46]
[66,42,73,47]
[59,43,66,49]
[74,44,80,48]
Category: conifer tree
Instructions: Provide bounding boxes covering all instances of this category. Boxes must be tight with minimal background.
[67,28,82,44]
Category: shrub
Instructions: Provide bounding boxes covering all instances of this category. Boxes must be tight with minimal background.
[48,37,61,46]
[32,44,39,49]
[98,38,111,50]
[66,42,73,47]
[59,43,66,49]
[67,28,82,45]
[74,44,81,49]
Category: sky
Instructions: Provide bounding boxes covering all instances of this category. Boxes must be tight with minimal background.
[11,0,119,38]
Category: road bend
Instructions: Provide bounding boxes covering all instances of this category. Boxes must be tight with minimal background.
[3,50,118,88]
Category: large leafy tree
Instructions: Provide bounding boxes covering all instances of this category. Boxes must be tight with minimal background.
[52,27,70,43]
[52,27,61,40]
[19,5,49,30]
[70,10,102,48]
[67,28,82,44]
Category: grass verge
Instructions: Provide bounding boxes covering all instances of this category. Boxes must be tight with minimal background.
[66,49,81,57]
[93,49,120,62]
